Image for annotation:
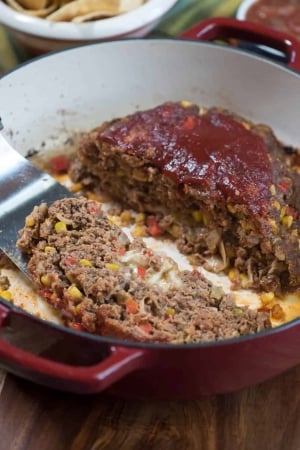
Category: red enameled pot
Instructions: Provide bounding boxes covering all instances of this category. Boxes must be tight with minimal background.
[1,17,300,399]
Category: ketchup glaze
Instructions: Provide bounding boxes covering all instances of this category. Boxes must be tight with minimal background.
[100,103,272,216]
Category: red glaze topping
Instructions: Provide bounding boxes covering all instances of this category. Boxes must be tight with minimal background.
[100,103,272,216]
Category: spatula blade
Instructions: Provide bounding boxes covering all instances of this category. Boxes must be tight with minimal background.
[0,133,72,276]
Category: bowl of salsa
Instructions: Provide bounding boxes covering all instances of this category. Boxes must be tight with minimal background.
[236,0,300,42]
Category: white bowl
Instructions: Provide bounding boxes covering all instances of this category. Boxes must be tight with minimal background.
[0,0,178,56]
[236,0,257,22]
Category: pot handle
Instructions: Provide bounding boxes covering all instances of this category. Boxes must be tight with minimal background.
[0,301,149,393]
[179,17,300,72]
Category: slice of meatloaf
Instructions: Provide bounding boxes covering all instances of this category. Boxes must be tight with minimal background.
[69,101,300,294]
[16,197,270,343]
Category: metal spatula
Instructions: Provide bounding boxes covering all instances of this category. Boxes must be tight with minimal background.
[0,132,72,277]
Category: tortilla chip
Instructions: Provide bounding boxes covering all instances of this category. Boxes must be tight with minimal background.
[16,0,48,10]
[47,0,144,22]
[58,0,74,6]
[72,11,120,23]
[6,0,58,17]
[119,0,145,13]
[5,0,145,21]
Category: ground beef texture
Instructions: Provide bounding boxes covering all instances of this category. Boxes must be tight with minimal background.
[17,197,271,343]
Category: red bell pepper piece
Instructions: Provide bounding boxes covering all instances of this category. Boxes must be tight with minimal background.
[125,298,139,314]
[63,256,78,266]
[139,322,153,334]
[49,155,70,174]
[137,266,146,278]
[147,216,163,237]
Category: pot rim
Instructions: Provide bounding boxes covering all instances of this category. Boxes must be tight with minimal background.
[2,36,300,79]
[2,294,300,351]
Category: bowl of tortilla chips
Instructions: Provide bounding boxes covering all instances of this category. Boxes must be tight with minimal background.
[0,0,178,57]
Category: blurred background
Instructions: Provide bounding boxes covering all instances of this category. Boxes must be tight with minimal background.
[0,0,242,73]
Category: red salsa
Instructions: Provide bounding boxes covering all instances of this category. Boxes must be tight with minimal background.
[246,0,300,40]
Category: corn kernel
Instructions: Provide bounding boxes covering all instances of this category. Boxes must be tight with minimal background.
[260,292,275,304]
[228,268,239,282]
[75,303,82,313]
[270,184,276,195]
[240,220,252,231]
[86,191,102,201]
[166,307,176,316]
[105,263,120,271]
[227,204,236,214]
[79,259,94,267]
[120,211,132,226]
[0,290,12,301]
[54,174,69,184]
[135,213,146,224]
[25,216,35,227]
[55,221,67,233]
[169,224,181,238]
[70,182,83,193]
[282,215,293,228]
[271,303,285,321]
[280,207,286,220]
[240,273,248,288]
[68,285,83,299]
[268,219,278,232]
[44,246,55,253]
[202,213,209,226]
[181,100,193,108]
[66,274,76,283]
[41,274,51,287]
[273,200,280,210]
[242,121,251,130]
[132,169,148,182]
[131,225,146,237]
[192,210,202,222]
[107,215,122,226]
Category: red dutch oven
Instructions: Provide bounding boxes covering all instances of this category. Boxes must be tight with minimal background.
[1,17,300,399]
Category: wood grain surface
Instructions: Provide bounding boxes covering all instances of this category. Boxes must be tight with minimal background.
[0,365,299,450]
[0,0,298,448]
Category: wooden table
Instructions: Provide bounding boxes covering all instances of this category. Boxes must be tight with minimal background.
[1,1,299,448]
[0,365,300,450]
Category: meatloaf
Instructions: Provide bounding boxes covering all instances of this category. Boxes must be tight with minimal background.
[69,101,300,294]
[16,197,270,343]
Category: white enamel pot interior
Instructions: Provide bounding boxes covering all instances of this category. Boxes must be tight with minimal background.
[1,38,300,155]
